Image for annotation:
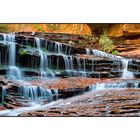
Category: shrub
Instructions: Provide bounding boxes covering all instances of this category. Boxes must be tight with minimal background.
[99,35,115,53]
[0,24,9,32]
[46,24,59,31]
[112,50,119,55]
[19,49,27,55]
[34,24,45,32]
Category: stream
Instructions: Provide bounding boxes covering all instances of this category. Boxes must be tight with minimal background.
[0,32,139,116]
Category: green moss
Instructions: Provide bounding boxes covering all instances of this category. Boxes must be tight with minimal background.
[99,35,115,53]
[42,47,48,52]
[46,24,59,31]
[19,49,28,55]
[112,50,119,55]
[80,35,97,42]
[34,24,45,32]
[0,24,9,32]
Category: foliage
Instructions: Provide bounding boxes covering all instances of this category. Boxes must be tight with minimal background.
[99,35,115,53]
[34,24,45,32]
[112,50,119,55]
[46,24,59,31]
[68,40,75,45]
[0,24,9,32]
[42,47,48,52]
[19,49,27,55]
[80,35,97,42]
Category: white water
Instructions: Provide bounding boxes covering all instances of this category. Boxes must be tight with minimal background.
[86,48,90,55]
[86,48,122,59]
[20,85,58,102]
[91,81,139,90]
[35,37,55,77]
[3,34,22,80]
[1,79,140,116]
[121,59,134,79]
[62,55,87,77]
[8,66,22,79]
[86,48,134,79]
[0,99,63,116]
[0,34,137,116]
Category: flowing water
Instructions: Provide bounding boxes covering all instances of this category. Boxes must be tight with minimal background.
[0,33,138,116]
[35,37,55,77]
[4,34,22,80]
[121,59,134,79]
[20,85,58,102]
[86,48,134,79]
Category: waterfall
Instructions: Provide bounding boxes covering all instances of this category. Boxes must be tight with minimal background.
[86,48,134,78]
[0,99,63,116]
[9,42,16,66]
[91,81,139,90]
[76,57,81,71]
[3,34,22,80]
[121,59,134,79]
[1,87,6,103]
[91,49,122,59]
[35,37,55,77]
[3,33,15,42]
[85,48,91,55]
[62,54,88,77]
[55,42,63,54]
[20,86,58,102]
[63,55,70,70]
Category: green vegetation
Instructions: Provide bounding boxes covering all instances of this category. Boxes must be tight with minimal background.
[46,24,59,31]
[0,24,9,32]
[68,40,75,45]
[80,35,97,42]
[112,50,119,55]
[34,24,45,32]
[99,35,115,53]
[42,47,48,52]
[19,49,28,55]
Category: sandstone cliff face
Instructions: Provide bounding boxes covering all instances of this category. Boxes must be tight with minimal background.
[2,23,140,58]
[106,24,140,58]
[2,24,140,37]
[0,24,92,35]
[107,24,140,37]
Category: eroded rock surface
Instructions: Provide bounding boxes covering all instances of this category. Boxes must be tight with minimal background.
[19,89,140,117]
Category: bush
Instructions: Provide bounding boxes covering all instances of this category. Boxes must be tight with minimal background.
[99,35,115,53]
[112,50,119,55]
[0,24,9,32]
[34,24,45,32]
[46,24,59,31]
[19,49,27,55]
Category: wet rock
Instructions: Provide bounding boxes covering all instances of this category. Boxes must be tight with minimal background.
[19,88,140,116]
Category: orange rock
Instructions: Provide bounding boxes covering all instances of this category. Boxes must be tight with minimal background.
[1,24,92,35]
[108,24,140,37]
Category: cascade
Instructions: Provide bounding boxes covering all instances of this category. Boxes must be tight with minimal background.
[20,85,58,102]
[91,81,139,90]
[62,55,87,77]
[0,32,139,116]
[121,59,134,79]
[86,48,91,55]
[91,49,122,59]
[35,37,55,77]
[3,33,22,80]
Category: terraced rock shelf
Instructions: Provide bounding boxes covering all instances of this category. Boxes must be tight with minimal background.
[0,32,140,116]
